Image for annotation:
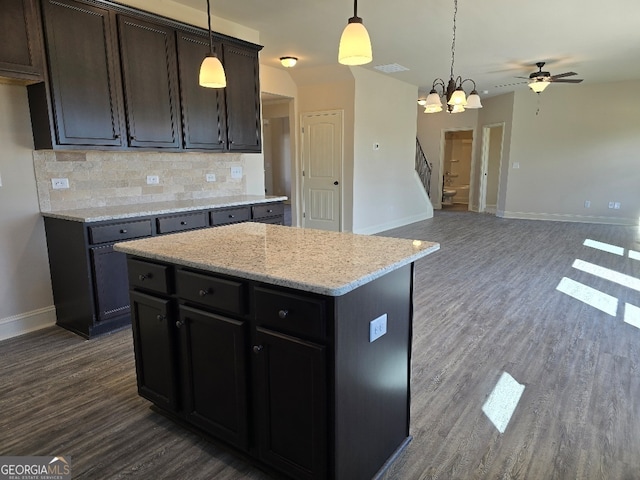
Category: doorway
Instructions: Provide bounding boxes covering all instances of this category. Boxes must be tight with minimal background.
[479,123,504,214]
[440,129,474,210]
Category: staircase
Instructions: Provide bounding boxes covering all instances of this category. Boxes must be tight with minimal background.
[415,138,432,198]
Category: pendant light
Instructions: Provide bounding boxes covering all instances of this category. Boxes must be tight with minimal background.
[199,0,226,88]
[338,0,372,66]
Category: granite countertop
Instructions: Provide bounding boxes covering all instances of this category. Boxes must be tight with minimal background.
[114,223,439,296]
[40,195,288,223]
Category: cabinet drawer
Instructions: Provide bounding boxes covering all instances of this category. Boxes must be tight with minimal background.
[88,219,152,244]
[157,211,207,234]
[252,203,284,220]
[176,269,246,315]
[211,206,250,226]
[128,258,172,294]
[254,287,326,341]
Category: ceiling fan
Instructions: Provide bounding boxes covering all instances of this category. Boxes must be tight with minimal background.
[518,61,584,93]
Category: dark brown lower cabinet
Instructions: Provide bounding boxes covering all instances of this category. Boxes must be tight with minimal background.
[179,305,249,450]
[130,291,178,412]
[90,244,131,322]
[254,327,327,480]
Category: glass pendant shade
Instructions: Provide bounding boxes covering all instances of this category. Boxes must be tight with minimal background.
[465,90,482,109]
[529,79,550,93]
[199,55,226,88]
[424,104,443,113]
[450,104,466,113]
[448,87,467,106]
[425,91,442,107]
[338,21,372,66]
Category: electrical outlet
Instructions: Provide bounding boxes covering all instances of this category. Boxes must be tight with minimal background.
[231,166,243,179]
[146,175,160,185]
[369,314,388,343]
[584,200,591,208]
[205,173,216,182]
[512,162,520,169]
[51,178,70,189]
[614,202,621,209]
[608,201,615,209]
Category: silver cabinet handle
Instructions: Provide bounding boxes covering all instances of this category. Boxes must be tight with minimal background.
[278,309,288,319]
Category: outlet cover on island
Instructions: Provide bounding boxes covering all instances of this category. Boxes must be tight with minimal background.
[206,173,216,182]
[146,175,160,185]
[231,166,243,179]
[369,313,387,343]
[51,178,70,189]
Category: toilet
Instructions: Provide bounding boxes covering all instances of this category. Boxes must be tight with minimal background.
[442,188,457,205]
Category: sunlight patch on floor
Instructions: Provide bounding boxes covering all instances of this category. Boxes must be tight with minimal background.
[556,277,618,316]
[583,239,624,256]
[572,259,640,293]
[482,372,525,434]
[629,250,640,261]
[624,303,640,329]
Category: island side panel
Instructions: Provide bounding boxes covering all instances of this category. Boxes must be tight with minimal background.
[333,264,413,480]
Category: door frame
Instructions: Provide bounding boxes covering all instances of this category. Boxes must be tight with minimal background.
[479,122,505,214]
[438,127,476,210]
[300,109,344,231]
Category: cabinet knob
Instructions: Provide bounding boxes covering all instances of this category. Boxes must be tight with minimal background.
[278,309,288,319]
[267,209,273,213]
[120,229,127,234]
[229,214,235,218]
[156,314,165,322]
[253,345,263,354]
[175,319,184,328]
[138,274,151,281]
[180,221,187,225]
[199,288,211,297]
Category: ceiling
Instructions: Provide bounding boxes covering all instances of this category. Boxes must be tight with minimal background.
[172,0,640,99]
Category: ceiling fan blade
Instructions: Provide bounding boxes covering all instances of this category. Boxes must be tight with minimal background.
[514,76,530,79]
[550,72,577,80]
[553,78,583,83]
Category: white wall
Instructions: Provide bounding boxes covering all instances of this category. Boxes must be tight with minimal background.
[504,80,640,224]
[0,84,55,340]
[351,68,433,234]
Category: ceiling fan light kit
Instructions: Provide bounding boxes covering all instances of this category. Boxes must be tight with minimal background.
[521,61,583,94]
[338,0,373,66]
[199,0,226,88]
[528,79,550,93]
[422,0,481,113]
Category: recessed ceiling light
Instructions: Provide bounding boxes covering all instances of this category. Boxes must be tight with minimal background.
[373,63,409,74]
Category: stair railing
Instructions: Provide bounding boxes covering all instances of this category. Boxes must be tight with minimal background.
[415,138,432,198]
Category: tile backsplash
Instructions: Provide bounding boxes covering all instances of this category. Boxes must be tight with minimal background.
[33,150,247,212]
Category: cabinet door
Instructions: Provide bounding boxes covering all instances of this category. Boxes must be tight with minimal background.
[176,31,226,151]
[90,244,130,322]
[179,305,249,450]
[0,0,43,81]
[41,0,124,146]
[118,15,182,149]
[253,327,327,480]
[223,43,261,152]
[130,291,178,411]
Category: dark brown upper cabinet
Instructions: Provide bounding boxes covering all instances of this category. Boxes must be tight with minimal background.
[0,0,43,83]
[176,31,227,151]
[118,15,182,149]
[31,0,125,148]
[223,44,262,153]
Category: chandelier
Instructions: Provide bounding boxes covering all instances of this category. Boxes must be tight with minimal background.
[421,0,481,113]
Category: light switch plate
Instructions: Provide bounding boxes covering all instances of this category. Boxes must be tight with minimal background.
[146,175,160,185]
[369,314,387,343]
[206,173,216,182]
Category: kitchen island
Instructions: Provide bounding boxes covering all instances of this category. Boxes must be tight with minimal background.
[114,223,439,480]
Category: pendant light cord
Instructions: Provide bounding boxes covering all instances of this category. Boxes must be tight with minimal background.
[207,0,213,56]
[450,0,458,80]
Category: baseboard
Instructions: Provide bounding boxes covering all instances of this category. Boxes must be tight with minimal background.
[0,306,57,342]
[355,211,433,235]
[501,210,638,226]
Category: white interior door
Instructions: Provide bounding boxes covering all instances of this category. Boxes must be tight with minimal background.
[479,124,504,214]
[301,111,343,231]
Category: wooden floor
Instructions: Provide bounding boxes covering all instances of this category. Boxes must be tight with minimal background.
[2,210,639,479]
